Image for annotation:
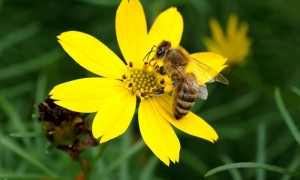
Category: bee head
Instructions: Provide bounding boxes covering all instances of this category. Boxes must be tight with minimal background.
[155,41,171,59]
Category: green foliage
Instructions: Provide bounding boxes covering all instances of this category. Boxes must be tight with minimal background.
[0,0,299,179]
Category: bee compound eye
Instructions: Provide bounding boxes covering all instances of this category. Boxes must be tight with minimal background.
[156,47,165,58]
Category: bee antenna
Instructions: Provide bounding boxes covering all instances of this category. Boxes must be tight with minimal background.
[143,45,156,62]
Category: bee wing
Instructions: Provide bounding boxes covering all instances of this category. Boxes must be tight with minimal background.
[188,57,229,85]
[174,66,208,100]
[196,84,208,100]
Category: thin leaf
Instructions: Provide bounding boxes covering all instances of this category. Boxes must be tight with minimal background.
[0,48,62,81]
[35,72,48,103]
[10,132,45,138]
[274,88,300,145]
[0,82,34,97]
[0,135,57,177]
[0,173,70,180]
[267,131,295,162]
[291,86,300,97]
[202,91,260,121]
[256,122,266,180]
[78,0,119,6]
[281,155,300,180]
[180,149,211,176]
[220,154,243,180]
[102,139,145,176]
[139,155,159,180]
[120,127,132,180]
[0,22,41,53]
[0,97,30,146]
[205,162,300,177]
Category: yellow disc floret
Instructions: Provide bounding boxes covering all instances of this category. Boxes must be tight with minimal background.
[122,61,167,99]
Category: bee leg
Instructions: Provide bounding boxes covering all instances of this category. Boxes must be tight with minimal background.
[152,80,181,95]
[157,66,166,75]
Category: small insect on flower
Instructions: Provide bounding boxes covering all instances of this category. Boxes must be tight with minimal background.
[37,97,98,160]
[147,41,229,119]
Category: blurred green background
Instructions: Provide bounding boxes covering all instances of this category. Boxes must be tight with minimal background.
[0,0,300,179]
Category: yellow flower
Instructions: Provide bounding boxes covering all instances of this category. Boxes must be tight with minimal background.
[50,0,225,166]
[203,14,251,65]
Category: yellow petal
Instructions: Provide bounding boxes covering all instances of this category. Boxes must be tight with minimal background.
[58,31,126,79]
[92,92,136,143]
[188,52,227,83]
[153,94,218,142]
[116,0,147,68]
[139,97,180,166]
[226,14,238,40]
[147,7,183,50]
[202,37,221,54]
[209,18,225,45]
[49,78,125,113]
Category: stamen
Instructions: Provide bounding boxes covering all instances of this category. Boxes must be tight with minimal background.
[123,68,163,99]
[129,62,133,68]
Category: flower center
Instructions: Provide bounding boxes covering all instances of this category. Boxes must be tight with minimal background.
[122,62,165,99]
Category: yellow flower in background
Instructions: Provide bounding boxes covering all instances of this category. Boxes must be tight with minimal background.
[203,14,251,66]
[50,0,226,165]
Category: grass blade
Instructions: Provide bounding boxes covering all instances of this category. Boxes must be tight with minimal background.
[0,135,56,177]
[102,139,145,176]
[202,91,259,122]
[281,154,300,180]
[256,122,266,180]
[221,154,242,180]
[205,162,300,177]
[0,173,70,180]
[0,97,30,147]
[180,149,210,176]
[274,88,300,145]
[139,155,159,180]
[291,86,300,97]
[0,23,41,53]
[0,48,62,81]
[10,132,45,138]
[0,82,34,97]
[35,73,48,103]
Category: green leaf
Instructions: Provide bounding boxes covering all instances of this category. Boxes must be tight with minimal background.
[0,48,62,81]
[0,173,70,180]
[46,144,57,153]
[0,97,29,146]
[0,23,41,54]
[274,88,300,145]
[0,135,57,177]
[139,156,159,180]
[205,162,300,177]
[291,86,300,97]
[256,122,266,180]
[281,155,300,180]
[78,0,120,6]
[202,91,260,121]
[180,149,210,176]
[220,154,242,180]
[10,132,45,138]
[102,139,145,176]
[0,82,34,97]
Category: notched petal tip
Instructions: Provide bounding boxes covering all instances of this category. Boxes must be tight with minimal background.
[138,99,180,166]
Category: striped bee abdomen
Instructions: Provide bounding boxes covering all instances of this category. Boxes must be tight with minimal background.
[173,82,197,119]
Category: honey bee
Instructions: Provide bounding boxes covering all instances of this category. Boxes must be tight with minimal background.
[150,40,228,119]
